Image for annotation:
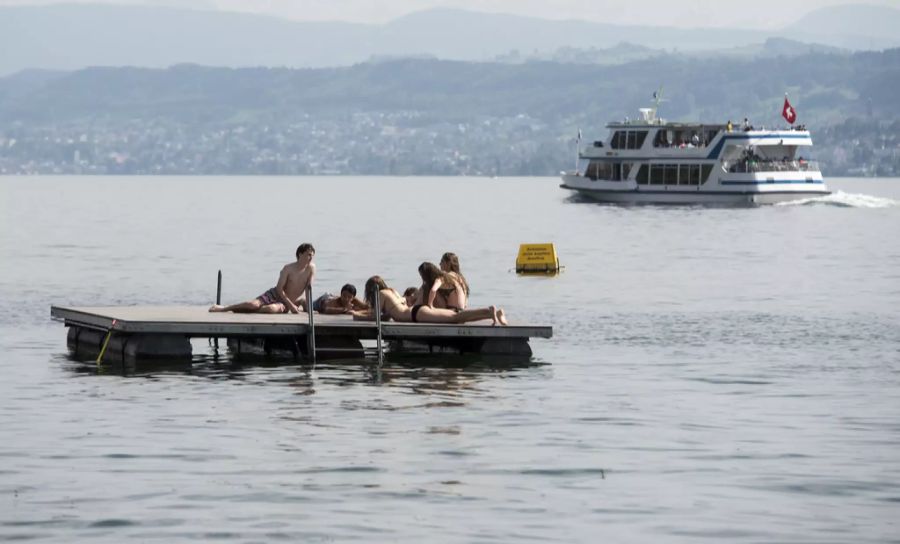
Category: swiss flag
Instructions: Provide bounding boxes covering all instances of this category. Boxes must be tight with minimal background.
[782,96,797,125]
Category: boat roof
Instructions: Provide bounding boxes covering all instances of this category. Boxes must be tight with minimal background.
[606,122,724,129]
[605,121,809,134]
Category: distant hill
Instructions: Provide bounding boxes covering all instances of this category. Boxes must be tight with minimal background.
[500,38,847,65]
[2,4,898,75]
[2,49,898,126]
[784,4,900,50]
[703,38,848,60]
[495,42,666,65]
[1,50,898,176]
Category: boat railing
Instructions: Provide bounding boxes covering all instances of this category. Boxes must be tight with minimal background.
[724,159,820,173]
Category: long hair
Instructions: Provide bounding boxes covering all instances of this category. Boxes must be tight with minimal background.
[419,262,455,300]
[440,252,470,295]
[364,275,388,308]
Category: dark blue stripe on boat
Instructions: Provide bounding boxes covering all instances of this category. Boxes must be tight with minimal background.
[721,179,823,185]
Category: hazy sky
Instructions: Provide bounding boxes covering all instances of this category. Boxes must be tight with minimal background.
[2,0,896,28]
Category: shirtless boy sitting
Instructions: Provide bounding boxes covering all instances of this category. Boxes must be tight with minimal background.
[209,243,316,314]
[313,284,369,314]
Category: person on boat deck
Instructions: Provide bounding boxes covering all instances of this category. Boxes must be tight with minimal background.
[209,243,316,314]
[742,118,750,131]
[313,283,369,314]
[439,252,470,300]
[353,276,507,325]
[419,261,468,311]
[726,120,733,132]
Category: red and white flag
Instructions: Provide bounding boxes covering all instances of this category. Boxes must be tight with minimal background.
[782,95,797,125]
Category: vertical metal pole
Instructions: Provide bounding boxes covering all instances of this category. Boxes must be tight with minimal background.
[374,290,383,367]
[214,270,222,350]
[306,285,316,367]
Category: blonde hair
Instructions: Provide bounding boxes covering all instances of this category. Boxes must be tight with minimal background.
[440,252,470,295]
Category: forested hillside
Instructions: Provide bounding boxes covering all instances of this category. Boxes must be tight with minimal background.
[1,49,898,175]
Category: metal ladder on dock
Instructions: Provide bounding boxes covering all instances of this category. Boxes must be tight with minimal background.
[212,272,385,366]
[304,286,384,367]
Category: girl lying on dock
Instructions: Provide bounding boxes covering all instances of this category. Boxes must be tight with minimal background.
[354,276,508,326]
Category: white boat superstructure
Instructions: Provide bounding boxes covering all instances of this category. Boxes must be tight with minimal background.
[560,106,829,205]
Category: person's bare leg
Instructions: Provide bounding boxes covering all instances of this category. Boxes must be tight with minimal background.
[258,303,287,314]
[453,306,495,324]
[209,299,263,313]
[415,306,461,323]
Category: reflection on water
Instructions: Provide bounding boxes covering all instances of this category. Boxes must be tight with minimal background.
[59,349,550,399]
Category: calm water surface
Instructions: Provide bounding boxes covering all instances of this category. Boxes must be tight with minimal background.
[1,176,899,542]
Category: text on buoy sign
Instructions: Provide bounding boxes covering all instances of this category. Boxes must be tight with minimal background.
[516,243,561,274]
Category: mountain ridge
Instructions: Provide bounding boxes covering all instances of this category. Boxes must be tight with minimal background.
[1,4,897,75]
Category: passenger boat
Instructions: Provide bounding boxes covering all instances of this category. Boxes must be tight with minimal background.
[560,101,829,205]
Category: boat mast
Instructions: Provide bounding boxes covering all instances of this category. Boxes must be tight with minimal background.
[652,86,664,123]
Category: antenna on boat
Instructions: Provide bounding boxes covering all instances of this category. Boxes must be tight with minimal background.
[574,128,582,174]
[646,86,667,124]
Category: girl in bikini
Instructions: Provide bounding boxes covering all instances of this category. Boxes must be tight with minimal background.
[440,252,470,300]
[419,262,467,311]
[354,276,507,325]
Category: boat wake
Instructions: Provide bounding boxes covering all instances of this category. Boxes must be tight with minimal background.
[775,190,900,208]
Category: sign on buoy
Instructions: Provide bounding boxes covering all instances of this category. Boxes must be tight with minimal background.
[516,243,561,274]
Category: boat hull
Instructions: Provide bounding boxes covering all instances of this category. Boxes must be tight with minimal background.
[560,183,830,205]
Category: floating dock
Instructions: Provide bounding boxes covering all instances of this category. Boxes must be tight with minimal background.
[50,305,553,364]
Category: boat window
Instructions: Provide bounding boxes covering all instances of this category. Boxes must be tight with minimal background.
[666,164,700,185]
[690,164,701,185]
[585,161,627,181]
[664,164,678,185]
[654,129,715,148]
[623,163,633,180]
[612,131,648,149]
[631,131,647,149]
[678,164,690,185]
[671,164,701,185]
[650,164,664,185]
[653,130,669,148]
[701,164,713,183]
[636,165,648,184]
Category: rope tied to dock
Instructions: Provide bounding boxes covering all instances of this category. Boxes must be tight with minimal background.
[96,319,118,365]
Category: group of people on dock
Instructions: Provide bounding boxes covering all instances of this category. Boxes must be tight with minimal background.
[208,244,508,326]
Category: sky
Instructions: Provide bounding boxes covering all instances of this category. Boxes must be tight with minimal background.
[0,0,896,28]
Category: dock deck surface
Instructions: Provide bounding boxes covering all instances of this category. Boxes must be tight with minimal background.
[51,305,553,340]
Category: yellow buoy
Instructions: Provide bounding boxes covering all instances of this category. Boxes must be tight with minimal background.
[516,243,561,274]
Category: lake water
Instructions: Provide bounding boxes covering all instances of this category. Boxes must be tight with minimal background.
[1,176,899,542]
